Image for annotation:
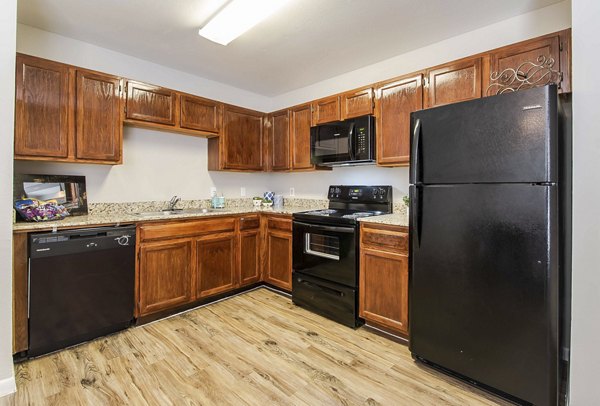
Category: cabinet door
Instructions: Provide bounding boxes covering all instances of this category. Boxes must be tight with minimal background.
[223,106,264,170]
[240,229,261,286]
[196,233,237,298]
[138,240,193,316]
[15,54,70,158]
[359,248,409,335]
[126,80,177,125]
[290,103,313,170]
[265,229,292,291]
[269,109,290,171]
[376,74,423,166]
[75,70,122,162]
[425,57,482,108]
[485,34,563,96]
[341,87,374,120]
[312,96,340,125]
[180,94,222,134]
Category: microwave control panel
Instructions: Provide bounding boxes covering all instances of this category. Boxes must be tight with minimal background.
[356,127,368,156]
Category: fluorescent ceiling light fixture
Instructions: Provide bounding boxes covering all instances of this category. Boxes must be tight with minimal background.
[199,0,290,46]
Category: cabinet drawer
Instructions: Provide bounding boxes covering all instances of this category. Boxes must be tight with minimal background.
[239,215,260,230]
[361,225,408,253]
[139,217,235,241]
[267,216,292,232]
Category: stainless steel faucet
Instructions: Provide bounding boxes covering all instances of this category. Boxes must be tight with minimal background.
[167,195,181,211]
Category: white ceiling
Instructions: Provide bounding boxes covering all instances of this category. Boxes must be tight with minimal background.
[18,0,563,97]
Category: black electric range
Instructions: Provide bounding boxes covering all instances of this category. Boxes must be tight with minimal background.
[292,185,392,327]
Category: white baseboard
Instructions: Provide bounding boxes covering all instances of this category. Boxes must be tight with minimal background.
[0,375,16,398]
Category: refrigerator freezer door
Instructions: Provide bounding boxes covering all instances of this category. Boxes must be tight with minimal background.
[410,85,558,185]
[409,183,559,405]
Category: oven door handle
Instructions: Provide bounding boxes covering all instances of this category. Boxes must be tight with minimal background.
[297,278,345,297]
[293,221,355,234]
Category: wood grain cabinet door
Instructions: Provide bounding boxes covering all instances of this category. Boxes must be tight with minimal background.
[290,103,313,170]
[269,109,291,171]
[359,248,409,335]
[341,87,374,120]
[138,239,193,316]
[196,233,237,298]
[239,229,261,286]
[15,54,70,158]
[265,229,292,291]
[180,94,222,134]
[375,74,423,166]
[223,106,264,171]
[312,96,340,125]
[425,57,482,108]
[485,34,564,95]
[75,70,122,162]
[126,80,177,125]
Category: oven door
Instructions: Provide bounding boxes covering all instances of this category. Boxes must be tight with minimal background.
[292,220,357,287]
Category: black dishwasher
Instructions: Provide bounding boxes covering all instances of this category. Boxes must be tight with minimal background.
[28,226,136,357]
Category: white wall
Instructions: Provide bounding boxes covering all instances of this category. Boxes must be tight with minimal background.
[0,0,17,398]
[569,0,600,404]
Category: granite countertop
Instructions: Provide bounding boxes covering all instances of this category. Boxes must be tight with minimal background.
[12,196,332,232]
[12,206,319,232]
[358,212,409,227]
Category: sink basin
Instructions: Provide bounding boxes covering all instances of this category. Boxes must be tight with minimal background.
[134,208,220,217]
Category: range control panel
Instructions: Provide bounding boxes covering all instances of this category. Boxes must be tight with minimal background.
[328,185,393,203]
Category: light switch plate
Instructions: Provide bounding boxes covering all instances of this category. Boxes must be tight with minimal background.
[289,187,295,196]
[240,187,246,197]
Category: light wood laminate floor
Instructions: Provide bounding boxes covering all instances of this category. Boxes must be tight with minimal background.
[1,288,510,405]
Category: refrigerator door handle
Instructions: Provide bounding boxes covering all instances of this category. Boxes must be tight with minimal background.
[411,118,421,184]
[411,185,422,245]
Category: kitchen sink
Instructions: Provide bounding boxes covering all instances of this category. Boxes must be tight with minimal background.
[134,208,222,217]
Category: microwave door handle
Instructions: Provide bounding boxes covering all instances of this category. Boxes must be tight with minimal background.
[348,122,356,160]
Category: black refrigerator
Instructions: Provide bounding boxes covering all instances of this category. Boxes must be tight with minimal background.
[408,84,571,406]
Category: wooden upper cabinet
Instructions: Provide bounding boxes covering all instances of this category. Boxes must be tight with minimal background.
[268,109,290,171]
[221,106,264,171]
[126,80,177,125]
[195,232,237,298]
[424,57,482,108]
[180,94,222,134]
[15,54,70,159]
[375,74,423,166]
[312,95,340,124]
[75,70,122,162]
[138,239,194,316]
[290,103,313,170]
[341,87,374,119]
[484,30,570,95]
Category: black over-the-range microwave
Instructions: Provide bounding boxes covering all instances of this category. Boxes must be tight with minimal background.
[310,115,375,166]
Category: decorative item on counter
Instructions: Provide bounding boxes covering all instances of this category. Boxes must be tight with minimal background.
[263,191,274,201]
[211,194,225,209]
[262,198,273,207]
[403,195,410,216]
[14,198,70,222]
[273,194,283,208]
[252,196,263,207]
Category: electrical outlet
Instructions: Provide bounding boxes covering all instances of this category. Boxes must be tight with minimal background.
[210,187,217,197]
[289,187,295,196]
[240,187,246,197]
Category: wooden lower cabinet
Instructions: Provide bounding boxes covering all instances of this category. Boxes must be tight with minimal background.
[359,223,409,336]
[196,232,236,298]
[240,229,261,286]
[263,215,293,291]
[138,239,194,316]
